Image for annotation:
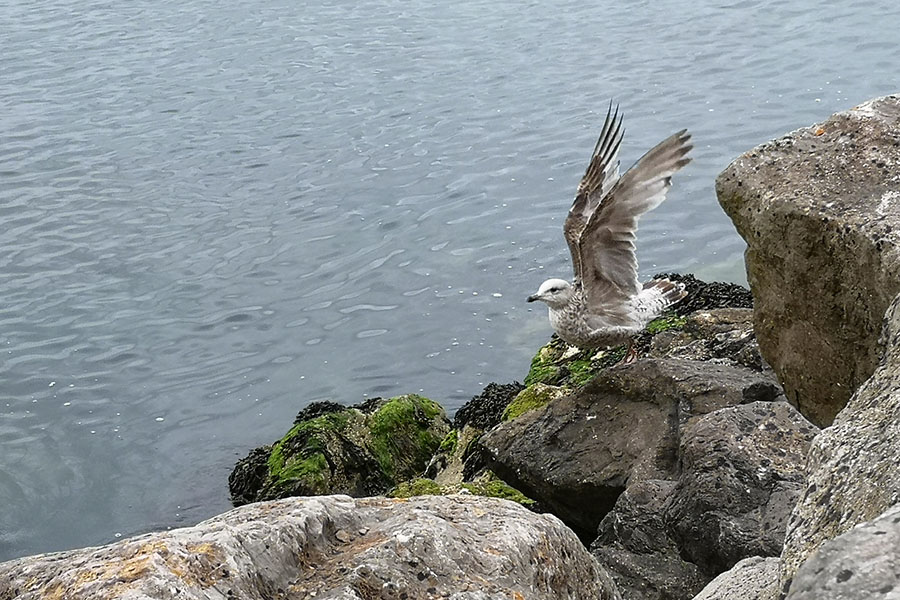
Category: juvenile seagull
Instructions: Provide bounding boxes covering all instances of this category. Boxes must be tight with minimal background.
[526,105,692,361]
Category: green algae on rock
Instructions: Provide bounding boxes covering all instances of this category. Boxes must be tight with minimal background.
[502,383,566,421]
[229,394,450,505]
[389,471,536,508]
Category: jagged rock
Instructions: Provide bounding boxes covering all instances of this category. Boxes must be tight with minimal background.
[589,402,814,600]
[648,308,763,371]
[655,273,754,315]
[667,401,817,573]
[780,292,900,592]
[228,394,450,504]
[717,94,900,426]
[693,556,780,600]
[482,357,782,541]
[785,503,900,600]
[425,382,524,488]
[0,495,621,600]
[592,479,708,600]
[453,381,524,430]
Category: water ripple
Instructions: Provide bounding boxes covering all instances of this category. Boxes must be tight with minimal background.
[2,0,900,562]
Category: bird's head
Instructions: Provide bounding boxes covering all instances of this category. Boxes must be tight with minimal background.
[527,278,573,309]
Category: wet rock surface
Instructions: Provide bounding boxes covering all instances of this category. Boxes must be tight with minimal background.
[717,94,900,427]
[0,495,620,600]
[228,394,450,504]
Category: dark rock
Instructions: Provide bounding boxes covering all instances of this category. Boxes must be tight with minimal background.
[482,358,780,541]
[292,400,346,424]
[0,495,622,600]
[227,445,271,506]
[667,402,817,574]
[717,95,900,426]
[654,272,754,315]
[453,381,524,430]
[592,479,708,600]
[786,503,900,600]
[229,394,450,505]
[588,401,815,600]
[780,292,900,591]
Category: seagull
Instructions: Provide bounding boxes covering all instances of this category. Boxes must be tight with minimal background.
[526,105,692,362]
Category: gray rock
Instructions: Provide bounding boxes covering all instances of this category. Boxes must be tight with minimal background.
[592,479,708,600]
[668,401,817,573]
[785,503,900,600]
[780,292,900,592]
[590,402,814,600]
[0,494,620,600]
[717,94,900,426]
[693,556,780,600]
[482,358,781,540]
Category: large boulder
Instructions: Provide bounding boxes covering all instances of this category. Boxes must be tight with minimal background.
[780,292,900,592]
[716,94,900,426]
[482,356,781,540]
[590,402,815,600]
[785,502,900,600]
[667,401,816,574]
[0,494,621,600]
[228,394,450,504]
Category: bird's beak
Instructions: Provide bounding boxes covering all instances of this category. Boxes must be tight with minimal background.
[526,294,539,303]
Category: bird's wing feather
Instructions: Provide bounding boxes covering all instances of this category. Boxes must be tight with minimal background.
[578,129,692,312]
[564,104,624,282]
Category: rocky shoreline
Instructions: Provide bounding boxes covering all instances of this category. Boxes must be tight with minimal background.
[2,95,899,600]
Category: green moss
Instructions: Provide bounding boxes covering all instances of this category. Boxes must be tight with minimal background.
[369,394,446,481]
[267,411,350,483]
[567,358,596,386]
[524,344,562,387]
[502,384,560,421]
[647,314,687,334]
[389,477,443,498]
[439,429,459,454]
[461,479,535,507]
[594,345,628,369]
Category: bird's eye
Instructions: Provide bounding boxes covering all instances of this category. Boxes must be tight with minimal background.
[549,287,560,293]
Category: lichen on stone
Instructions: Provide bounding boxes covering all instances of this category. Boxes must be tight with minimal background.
[502,383,565,421]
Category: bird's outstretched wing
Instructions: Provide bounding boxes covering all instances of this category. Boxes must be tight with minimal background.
[564,104,624,282]
[577,126,692,313]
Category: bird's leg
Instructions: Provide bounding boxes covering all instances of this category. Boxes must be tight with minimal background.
[622,339,638,364]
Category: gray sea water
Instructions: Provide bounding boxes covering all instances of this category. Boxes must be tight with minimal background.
[1,0,898,561]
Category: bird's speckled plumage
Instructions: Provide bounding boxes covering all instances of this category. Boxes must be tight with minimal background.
[527,105,692,350]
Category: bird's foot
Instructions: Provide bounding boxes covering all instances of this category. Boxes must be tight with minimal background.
[622,341,638,364]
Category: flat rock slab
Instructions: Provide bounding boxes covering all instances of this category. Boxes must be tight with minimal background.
[0,494,619,600]
[717,94,900,426]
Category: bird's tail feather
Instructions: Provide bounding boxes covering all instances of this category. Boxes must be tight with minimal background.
[635,278,687,324]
